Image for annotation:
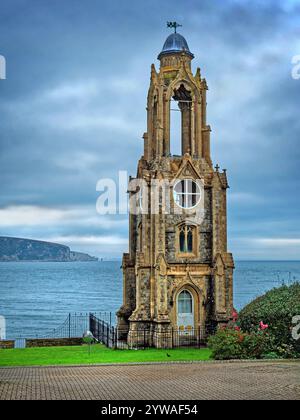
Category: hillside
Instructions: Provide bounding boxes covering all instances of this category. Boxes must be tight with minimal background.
[0,237,98,262]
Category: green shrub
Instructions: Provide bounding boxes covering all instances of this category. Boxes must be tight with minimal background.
[262,352,281,360]
[208,329,245,360]
[208,328,277,360]
[208,328,275,360]
[239,283,300,357]
[242,331,274,359]
[276,344,298,359]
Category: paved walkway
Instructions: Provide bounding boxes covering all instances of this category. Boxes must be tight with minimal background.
[0,361,299,400]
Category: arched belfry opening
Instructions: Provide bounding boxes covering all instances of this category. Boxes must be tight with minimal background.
[171,84,193,156]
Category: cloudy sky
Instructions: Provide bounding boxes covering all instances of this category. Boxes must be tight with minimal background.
[0,0,299,259]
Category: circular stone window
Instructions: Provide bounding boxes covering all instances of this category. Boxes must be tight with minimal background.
[173,179,202,209]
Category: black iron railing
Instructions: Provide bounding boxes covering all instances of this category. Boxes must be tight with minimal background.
[11,312,113,348]
[89,313,214,350]
[89,313,115,348]
[6,312,214,349]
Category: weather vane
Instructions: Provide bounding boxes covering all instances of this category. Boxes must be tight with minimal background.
[167,21,182,33]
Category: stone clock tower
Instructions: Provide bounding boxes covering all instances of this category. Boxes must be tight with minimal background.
[117,29,234,348]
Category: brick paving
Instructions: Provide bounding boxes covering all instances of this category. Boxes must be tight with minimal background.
[0,361,299,400]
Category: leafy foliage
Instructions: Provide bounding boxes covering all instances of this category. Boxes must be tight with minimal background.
[208,328,274,360]
[208,329,245,360]
[239,283,300,357]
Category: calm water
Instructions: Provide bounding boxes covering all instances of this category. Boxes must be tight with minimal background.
[0,261,299,339]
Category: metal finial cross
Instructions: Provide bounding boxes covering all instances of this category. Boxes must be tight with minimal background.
[167,21,182,33]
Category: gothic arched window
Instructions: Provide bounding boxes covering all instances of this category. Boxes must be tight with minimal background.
[178,225,196,254]
[178,290,193,314]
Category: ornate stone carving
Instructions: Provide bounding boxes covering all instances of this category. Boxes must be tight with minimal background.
[117,31,234,347]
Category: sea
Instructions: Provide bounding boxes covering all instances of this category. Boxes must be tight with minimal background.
[0,261,299,339]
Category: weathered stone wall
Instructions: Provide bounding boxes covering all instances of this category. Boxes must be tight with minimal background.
[200,187,213,263]
[117,34,235,347]
[25,337,83,348]
[136,268,151,318]
[0,340,15,349]
[165,187,212,264]
[123,265,136,313]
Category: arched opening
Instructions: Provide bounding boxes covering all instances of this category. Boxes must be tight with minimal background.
[179,225,194,253]
[170,84,192,156]
[176,221,198,258]
[177,289,195,329]
[170,99,182,156]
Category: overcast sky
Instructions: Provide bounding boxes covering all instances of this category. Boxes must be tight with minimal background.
[0,0,300,259]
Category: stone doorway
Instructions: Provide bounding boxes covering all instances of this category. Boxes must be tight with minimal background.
[177,290,195,331]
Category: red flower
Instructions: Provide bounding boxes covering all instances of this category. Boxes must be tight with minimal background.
[232,309,239,322]
[259,321,269,331]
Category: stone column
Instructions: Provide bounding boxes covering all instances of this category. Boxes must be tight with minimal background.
[163,95,170,156]
[179,102,191,154]
[195,99,202,157]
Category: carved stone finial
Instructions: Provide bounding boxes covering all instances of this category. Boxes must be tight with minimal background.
[201,78,208,90]
[150,64,157,81]
[195,67,201,82]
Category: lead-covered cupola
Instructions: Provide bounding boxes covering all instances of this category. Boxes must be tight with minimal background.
[158,32,194,70]
[158,32,194,60]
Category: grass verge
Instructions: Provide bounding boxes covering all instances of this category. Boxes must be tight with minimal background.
[0,345,212,367]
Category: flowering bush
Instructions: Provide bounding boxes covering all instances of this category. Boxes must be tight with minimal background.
[232,309,239,323]
[208,326,275,360]
[208,285,300,360]
[242,330,274,359]
[207,328,246,360]
[239,283,300,358]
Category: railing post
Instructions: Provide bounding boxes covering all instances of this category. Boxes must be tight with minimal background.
[68,313,71,338]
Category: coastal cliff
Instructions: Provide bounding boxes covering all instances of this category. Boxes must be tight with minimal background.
[0,237,98,262]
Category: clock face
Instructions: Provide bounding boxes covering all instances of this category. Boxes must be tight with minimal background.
[173,179,201,209]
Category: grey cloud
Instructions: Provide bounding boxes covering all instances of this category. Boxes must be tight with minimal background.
[0,0,299,258]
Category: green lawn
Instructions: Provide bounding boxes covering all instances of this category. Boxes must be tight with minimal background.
[0,345,212,367]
